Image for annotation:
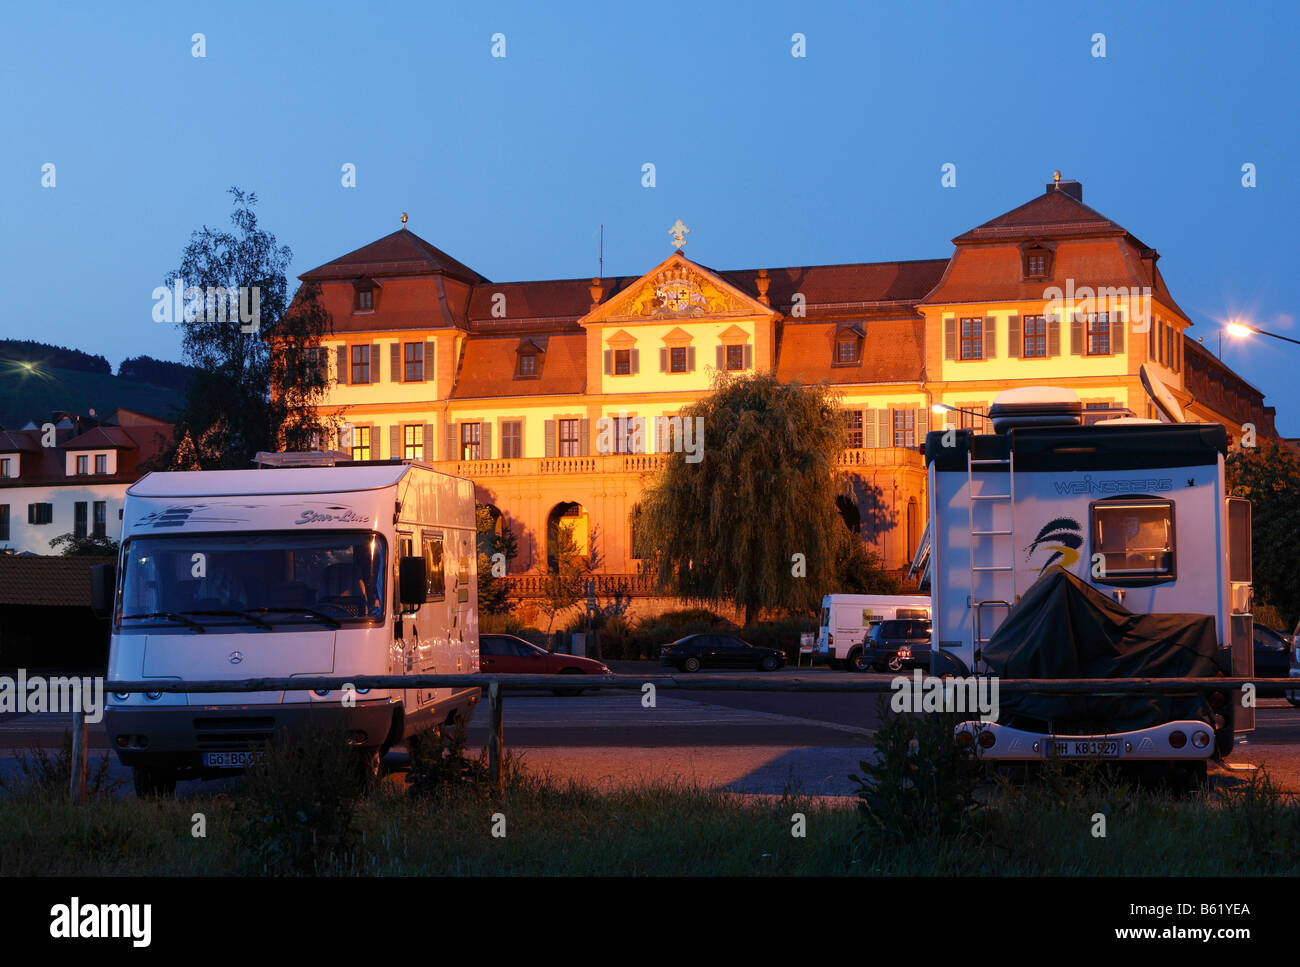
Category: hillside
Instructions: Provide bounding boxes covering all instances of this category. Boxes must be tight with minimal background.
[0,365,184,428]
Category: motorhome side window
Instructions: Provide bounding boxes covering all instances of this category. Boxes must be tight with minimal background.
[1090,498,1176,585]
[423,533,446,599]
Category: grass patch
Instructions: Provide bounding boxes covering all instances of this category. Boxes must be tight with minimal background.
[2,752,1299,875]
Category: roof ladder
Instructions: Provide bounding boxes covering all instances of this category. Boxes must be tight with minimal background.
[968,449,1016,671]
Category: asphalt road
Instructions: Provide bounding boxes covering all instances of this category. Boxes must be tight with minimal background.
[2,665,1298,796]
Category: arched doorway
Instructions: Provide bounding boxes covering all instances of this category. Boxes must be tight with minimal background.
[546,501,588,572]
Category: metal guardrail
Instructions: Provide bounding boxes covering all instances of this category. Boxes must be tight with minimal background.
[66,673,1293,802]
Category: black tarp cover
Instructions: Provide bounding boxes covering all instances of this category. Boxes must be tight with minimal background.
[981,566,1220,733]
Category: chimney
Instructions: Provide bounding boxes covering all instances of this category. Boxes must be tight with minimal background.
[1046,173,1083,202]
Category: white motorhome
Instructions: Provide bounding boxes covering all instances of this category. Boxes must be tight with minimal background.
[101,461,479,796]
[926,381,1252,770]
[817,594,931,669]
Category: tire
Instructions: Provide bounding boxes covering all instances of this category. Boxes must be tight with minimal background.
[1287,690,1300,708]
[846,650,868,673]
[759,654,780,672]
[682,656,702,673]
[553,669,586,696]
[355,747,382,790]
[132,766,177,798]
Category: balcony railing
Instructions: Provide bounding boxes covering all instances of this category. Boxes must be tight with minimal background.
[432,447,917,478]
[503,572,658,598]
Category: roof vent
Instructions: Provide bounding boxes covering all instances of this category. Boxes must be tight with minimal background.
[988,387,1082,434]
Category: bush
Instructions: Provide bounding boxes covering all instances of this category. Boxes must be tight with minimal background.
[406,719,490,798]
[0,730,121,798]
[849,699,981,843]
[234,725,363,875]
[743,616,816,662]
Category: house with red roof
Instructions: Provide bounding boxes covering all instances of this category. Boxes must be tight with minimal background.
[286,178,1275,592]
[0,409,173,555]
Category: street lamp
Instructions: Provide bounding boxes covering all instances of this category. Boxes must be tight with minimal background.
[1226,320,1300,347]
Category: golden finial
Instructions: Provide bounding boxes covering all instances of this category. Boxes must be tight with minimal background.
[400,212,408,229]
[1053,170,1061,183]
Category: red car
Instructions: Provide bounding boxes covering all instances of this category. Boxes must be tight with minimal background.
[479,633,611,695]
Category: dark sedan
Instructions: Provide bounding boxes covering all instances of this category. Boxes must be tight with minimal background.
[659,634,785,673]
[1254,625,1292,697]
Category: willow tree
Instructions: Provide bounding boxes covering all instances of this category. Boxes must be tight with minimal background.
[638,371,851,625]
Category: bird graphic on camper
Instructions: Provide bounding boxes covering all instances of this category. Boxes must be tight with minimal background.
[1024,517,1083,572]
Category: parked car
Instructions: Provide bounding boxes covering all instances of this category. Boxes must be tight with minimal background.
[856,618,933,672]
[479,633,610,695]
[659,634,785,672]
[1254,625,1292,698]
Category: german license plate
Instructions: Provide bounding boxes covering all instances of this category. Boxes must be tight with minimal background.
[1053,739,1119,758]
[202,751,262,768]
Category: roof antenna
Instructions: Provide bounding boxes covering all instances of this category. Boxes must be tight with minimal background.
[599,224,604,277]
[400,212,408,230]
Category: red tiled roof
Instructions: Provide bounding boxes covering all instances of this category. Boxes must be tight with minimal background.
[450,332,587,399]
[776,318,926,384]
[300,230,489,285]
[954,188,1129,244]
[63,426,138,450]
[0,430,39,452]
[0,555,114,607]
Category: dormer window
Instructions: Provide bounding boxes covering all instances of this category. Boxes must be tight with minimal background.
[76,455,88,475]
[352,278,379,312]
[833,325,864,366]
[1021,242,1054,280]
[515,338,544,379]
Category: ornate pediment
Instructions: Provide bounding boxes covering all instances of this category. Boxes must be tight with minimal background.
[582,253,775,325]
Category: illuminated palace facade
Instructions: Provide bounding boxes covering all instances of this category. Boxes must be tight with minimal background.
[295,178,1274,591]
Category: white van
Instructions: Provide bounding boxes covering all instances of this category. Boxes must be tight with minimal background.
[816,594,931,670]
[100,461,479,796]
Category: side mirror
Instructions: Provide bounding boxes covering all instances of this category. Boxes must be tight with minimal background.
[399,557,428,608]
[90,563,116,619]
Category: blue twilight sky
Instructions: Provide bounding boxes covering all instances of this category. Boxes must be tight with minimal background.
[1,1,1297,428]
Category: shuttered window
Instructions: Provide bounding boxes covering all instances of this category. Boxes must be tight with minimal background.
[403,425,424,460]
[404,342,424,381]
[1022,315,1047,357]
[350,345,370,383]
[501,421,522,459]
[845,410,863,448]
[558,419,581,457]
[959,318,983,360]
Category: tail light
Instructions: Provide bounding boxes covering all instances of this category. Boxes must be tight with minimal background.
[1208,690,1226,708]
[1169,730,1187,749]
[955,731,974,748]
[828,634,834,645]
[977,730,996,749]
[1191,730,1211,749]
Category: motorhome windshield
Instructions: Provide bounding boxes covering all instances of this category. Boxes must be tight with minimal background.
[119,531,387,630]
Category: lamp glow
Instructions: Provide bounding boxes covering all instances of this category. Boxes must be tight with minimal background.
[1226,322,1254,338]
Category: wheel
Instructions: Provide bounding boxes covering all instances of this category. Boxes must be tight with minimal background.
[1287,689,1300,708]
[759,655,780,672]
[132,766,177,798]
[355,747,382,789]
[682,656,702,673]
[553,669,586,696]
[846,650,868,673]
[887,654,904,672]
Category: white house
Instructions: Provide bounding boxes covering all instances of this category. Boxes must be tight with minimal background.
[0,409,173,555]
